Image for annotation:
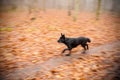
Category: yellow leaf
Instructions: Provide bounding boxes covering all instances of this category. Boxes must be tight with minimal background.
[55,75,62,78]
[32,60,38,63]
[0,27,13,32]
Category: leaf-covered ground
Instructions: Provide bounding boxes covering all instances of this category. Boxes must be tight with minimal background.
[0,10,120,80]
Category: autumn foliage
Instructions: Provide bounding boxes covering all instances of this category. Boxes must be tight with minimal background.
[0,10,120,80]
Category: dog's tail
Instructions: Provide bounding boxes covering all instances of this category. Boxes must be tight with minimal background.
[87,38,91,43]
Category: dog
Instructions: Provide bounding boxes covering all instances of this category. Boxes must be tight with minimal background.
[57,33,91,56]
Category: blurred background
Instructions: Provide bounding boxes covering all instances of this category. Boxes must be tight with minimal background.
[0,0,120,21]
[0,0,120,12]
[0,0,120,80]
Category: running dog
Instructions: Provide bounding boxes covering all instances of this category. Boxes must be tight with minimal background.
[57,33,91,56]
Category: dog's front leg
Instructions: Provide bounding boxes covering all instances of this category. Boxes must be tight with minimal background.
[86,44,89,50]
[65,50,71,56]
[61,48,69,54]
[65,46,72,56]
[61,48,72,56]
[81,44,87,50]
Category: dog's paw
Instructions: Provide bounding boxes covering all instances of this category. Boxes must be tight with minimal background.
[81,50,86,54]
[65,54,71,56]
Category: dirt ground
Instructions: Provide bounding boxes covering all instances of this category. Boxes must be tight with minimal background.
[0,9,120,80]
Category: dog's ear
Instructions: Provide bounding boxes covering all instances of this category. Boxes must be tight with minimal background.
[61,33,65,36]
[62,34,65,38]
[61,33,65,37]
[61,33,63,36]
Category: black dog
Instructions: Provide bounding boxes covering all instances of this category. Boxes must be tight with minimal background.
[57,33,91,56]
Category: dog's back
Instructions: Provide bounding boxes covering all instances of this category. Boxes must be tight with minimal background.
[64,37,90,48]
[77,37,91,43]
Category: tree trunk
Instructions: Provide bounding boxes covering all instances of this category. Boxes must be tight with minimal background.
[42,0,46,12]
[73,0,80,21]
[68,0,72,16]
[96,0,102,20]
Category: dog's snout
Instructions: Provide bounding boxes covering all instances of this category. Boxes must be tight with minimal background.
[57,40,61,43]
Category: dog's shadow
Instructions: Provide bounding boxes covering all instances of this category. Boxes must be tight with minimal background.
[60,50,89,61]
[63,50,88,56]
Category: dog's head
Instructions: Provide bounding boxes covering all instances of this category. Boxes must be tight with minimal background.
[57,33,65,43]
